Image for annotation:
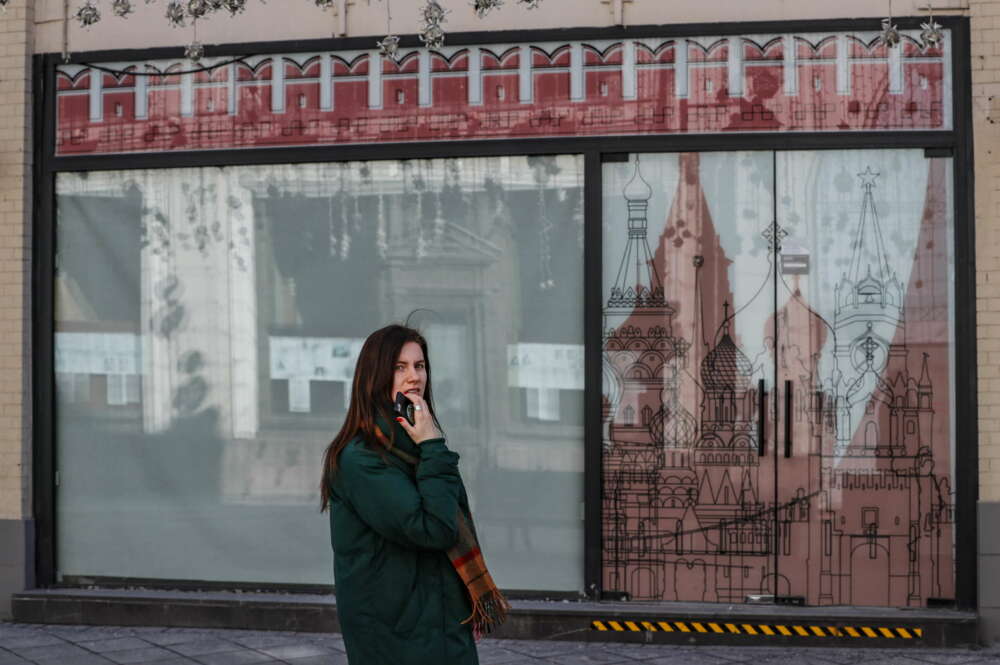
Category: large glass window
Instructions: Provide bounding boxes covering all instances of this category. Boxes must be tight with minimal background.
[55,155,585,591]
[600,150,955,607]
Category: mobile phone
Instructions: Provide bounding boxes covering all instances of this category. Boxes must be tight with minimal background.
[394,391,415,426]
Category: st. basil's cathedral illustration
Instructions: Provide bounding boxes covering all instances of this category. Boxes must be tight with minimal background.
[601,153,955,607]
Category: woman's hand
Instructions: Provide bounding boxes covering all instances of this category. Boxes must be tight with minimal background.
[395,393,443,444]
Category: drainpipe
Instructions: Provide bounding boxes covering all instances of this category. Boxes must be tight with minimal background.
[335,0,350,37]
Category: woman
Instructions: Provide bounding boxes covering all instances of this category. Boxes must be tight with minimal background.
[320,324,508,665]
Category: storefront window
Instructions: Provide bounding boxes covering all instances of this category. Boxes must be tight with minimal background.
[54,155,585,591]
[600,150,955,605]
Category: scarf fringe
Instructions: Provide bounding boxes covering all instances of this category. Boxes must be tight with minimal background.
[462,588,511,641]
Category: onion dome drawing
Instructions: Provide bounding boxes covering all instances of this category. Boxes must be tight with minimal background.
[607,156,666,310]
[774,278,832,383]
[624,158,654,203]
[650,403,698,448]
[700,305,753,392]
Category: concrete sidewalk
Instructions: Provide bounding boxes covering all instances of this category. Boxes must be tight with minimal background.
[1,622,1000,665]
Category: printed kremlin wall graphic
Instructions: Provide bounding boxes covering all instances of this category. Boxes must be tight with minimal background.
[601,153,954,606]
[54,32,950,155]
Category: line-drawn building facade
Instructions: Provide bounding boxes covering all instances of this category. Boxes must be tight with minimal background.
[602,153,954,605]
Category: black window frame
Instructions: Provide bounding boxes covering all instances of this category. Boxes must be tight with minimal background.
[32,15,976,608]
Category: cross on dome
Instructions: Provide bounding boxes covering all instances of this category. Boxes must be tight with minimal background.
[761,223,789,254]
[861,335,879,364]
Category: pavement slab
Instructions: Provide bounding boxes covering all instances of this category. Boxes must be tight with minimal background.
[167,640,245,657]
[33,655,116,665]
[477,647,538,664]
[907,654,1000,665]
[100,646,183,664]
[186,650,276,665]
[8,642,99,660]
[137,631,217,647]
[1,622,999,664]
[255,643,338,659]
[0,655,30,665]
[546,653,633,664]
[77,637,157,653]
[634,653,748,665]
[0,633,68,649]
[283,655,350,665]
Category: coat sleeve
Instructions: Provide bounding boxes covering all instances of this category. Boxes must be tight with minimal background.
[338,438,462,551]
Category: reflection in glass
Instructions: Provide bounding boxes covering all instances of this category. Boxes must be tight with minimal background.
[55,156,585,590]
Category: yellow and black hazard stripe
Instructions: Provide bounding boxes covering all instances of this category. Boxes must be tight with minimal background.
[590,620,923,639]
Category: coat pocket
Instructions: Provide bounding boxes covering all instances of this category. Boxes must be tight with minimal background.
[368,549,425,636]
[391,582,426,635]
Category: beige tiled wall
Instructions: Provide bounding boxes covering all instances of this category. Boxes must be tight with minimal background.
[0,2,33,525]
[0,0,34,619]
[973,0,1000,503]
[29,0,975,54]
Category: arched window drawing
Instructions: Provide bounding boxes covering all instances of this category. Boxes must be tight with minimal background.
[624,405,635,426]
[626,364,650,379]
[642,405,653,426]
[865,421,878,448]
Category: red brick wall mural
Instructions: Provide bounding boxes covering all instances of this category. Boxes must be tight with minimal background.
[601,151,955,606]
[55,30,951,155]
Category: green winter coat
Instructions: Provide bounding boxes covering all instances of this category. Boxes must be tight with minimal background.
[328,420,478,665]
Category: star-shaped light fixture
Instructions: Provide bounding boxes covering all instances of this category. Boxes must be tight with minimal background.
[111,0,134,17]
[185,41,205,62]
[920,18,944,50]
[76,0,101,26]
[879,17,901,48]
[473,0,504,18]
[419,0,448,48]
[377,34,401,61]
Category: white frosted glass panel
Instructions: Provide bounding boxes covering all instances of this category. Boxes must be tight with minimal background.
[54,156,585,592]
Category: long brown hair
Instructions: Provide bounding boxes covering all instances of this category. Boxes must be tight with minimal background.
[319,324,438,511]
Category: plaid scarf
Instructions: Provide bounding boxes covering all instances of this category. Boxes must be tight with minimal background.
[373,427,510,639]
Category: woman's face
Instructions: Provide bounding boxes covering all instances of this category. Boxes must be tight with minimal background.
[391,341,427,401]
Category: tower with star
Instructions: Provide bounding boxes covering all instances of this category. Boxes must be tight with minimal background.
[832,167,907,454]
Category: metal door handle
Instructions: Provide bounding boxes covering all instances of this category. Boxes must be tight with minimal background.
[758,378,766,457]
[784,380,793,459]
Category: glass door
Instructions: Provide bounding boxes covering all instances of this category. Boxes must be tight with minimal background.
[773,150,956,607]
[600,149,956,607]
[601,152,778,602]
